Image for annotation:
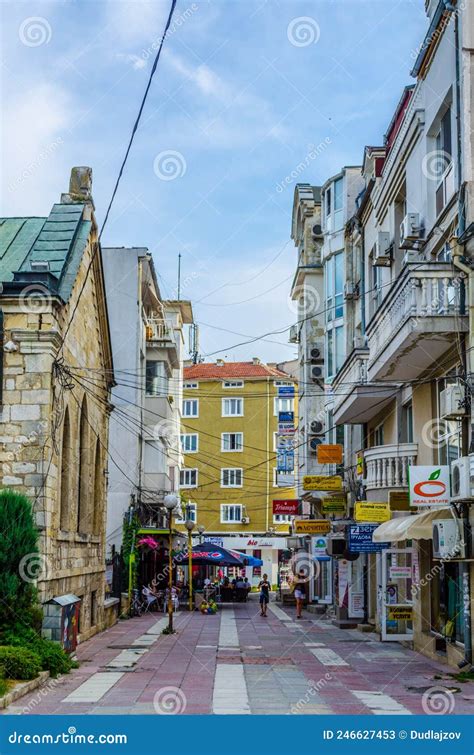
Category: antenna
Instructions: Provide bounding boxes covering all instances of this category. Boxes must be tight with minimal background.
[177,253,181,301]
[189,323,200,364]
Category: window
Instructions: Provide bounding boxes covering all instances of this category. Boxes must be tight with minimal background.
[437,378,463,465]
[223,380,244,388]
[175,502,197,523]
[326,251,345,377]
[372,254,382,310]
[181,433,198,453]
[221,504,243,523]
[221,468,243,487]
[222,397,243,416]
[184,381,198,389]
[77,396,90,533]
[333,177,343,230]
[179,468,198,488]
[274,397,294,415]
[434,108,453,216]
[401,402,413,444]
[327,325,344,379]
[183,399,198,417]
[373,423,384,447]
[273,514,292,523]
[222,432,243,452]
[146,361,168,396]
[325,178,343,232]
[59,408,71,530]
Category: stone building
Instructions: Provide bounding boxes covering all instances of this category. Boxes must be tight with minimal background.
[0,167,114,641]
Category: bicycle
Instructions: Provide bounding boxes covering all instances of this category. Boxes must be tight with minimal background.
[130,588,145,617]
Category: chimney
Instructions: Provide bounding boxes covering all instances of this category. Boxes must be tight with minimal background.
[216,359,225,367]
[61,167,95,209]
[252,357,261,365]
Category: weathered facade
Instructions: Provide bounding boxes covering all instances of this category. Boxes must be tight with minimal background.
[0,168,114,641]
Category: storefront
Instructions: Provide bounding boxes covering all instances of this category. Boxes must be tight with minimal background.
[215,536,289,587]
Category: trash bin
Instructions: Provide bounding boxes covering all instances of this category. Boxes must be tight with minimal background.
[42,594,81,653]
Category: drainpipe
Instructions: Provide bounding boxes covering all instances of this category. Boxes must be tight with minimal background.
[451,7,472,668]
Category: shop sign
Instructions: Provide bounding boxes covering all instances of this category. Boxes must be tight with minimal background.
[278,411,294,423]
[349,591,364,619]
[278,423,295,436]
[316,444,343,464]
[278,385,295,397]
[294,519,330,534]
[277,435,294,449]
[389,566,412,580]
[347,524,390,553]
[409,465,450,507]
[203,537,223,546]
[311,536,329,561]
[277,448,294,473]
[302,475,343,491]
[354,501,390,523]
[273,499,299,515]
[276,472,295,487]
[322,494,347,513]
[387,605,413,621]
[389,490,409,510]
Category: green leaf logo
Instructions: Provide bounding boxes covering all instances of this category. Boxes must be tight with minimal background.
[429,469,441,480]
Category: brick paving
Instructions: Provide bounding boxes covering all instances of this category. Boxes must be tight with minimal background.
[5,599,474,715]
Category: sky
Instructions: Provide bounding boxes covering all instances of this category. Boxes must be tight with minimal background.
[1,0,428,363]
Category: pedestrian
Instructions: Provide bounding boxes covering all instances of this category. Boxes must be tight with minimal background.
[293,569,306,619]
[258,573,270,617]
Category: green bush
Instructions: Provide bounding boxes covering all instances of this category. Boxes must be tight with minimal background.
[0,646,41,680]
[0,670,8,697]
[0,628,75,678]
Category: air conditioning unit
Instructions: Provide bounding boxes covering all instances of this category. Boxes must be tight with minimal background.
[402,250,422,266]
[326,537,346,558]
[309,437,322,453]
[344,282,358,300]
[310,420,324,434]
[312,223,323,238]
[241,516,250,524]
[451,456,474,501]
[309,346,323,362]
[311,365,324,380]
[440,384,465,420]
[400,213,421,246]
[289,324,299,344]
[374,232,391,266]
[432,519,466,559]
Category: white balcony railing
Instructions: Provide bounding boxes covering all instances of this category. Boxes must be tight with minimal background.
[367,263,463,367]
[145,319,172,342]
[364,443,418,490]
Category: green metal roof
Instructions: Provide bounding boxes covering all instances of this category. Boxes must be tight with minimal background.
[0,203,91,301]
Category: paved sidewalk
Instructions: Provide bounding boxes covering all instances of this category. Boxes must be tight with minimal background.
[5,601,474,715]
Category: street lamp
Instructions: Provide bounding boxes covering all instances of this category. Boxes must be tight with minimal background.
[164,493,179,632]
[197,524,205,544]
[184,517,195,611]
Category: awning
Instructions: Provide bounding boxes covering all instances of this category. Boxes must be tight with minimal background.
[228,549,263,567]
[372,507,453,543]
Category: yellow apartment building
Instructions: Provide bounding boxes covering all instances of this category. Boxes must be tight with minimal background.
[177,359,298,585]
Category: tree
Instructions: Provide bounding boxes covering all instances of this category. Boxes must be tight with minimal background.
[0,489,41,631]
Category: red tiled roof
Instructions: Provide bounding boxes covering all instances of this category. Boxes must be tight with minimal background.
[184,361,292,380]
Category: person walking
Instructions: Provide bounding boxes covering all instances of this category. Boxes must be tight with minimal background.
[293,569,306,619]
[258,573,270,617]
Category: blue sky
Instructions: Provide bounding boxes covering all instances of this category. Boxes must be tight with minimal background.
[2,0,428,362]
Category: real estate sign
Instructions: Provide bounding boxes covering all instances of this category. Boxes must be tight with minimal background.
[408,466,450,507]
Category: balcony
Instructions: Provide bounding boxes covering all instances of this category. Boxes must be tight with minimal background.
[364,443,418,492]
[145,318,178,367]
[332,347,398,425]
[366,263,467,381]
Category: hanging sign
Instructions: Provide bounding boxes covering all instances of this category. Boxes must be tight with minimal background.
[294,519,330,534]
[278,411,294,423]
[302,475,343,491]
[347,524,390,553]
[389,491,410,510]
[355,501,391,523]
[278,423,295,436]
[278,386,295,397]
[317,444,343,464]
[273,499,299,515]
[311,536,329,561]
[409,466,450,507]
[322,494,347,514]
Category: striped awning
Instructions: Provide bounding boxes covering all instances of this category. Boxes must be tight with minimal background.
[372,507,453,542]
